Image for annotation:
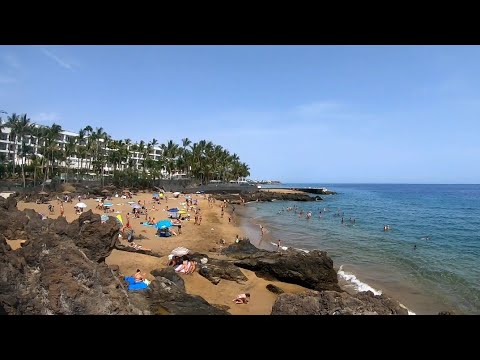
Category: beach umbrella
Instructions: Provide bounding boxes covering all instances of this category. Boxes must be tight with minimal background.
[104,202,113,207]
[75,202,87,208]
[101,189,110,193]
[116,214,123,225]
[131,203,142,209]
[155,219,172,229]
[167,208,179,212]
[170,247,190,257]
[39,191,48,195]
[62,190,71,194]
[178,210,187,214]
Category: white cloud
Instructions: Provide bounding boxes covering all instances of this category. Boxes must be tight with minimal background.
[32,112,61,124]
[40,48,74,71]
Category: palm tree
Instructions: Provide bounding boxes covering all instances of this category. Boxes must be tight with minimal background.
[16,114,34,187]
[48,123,63,177]
[181,137,191,176]
[64,137,77,183]
[0,153,7,179]
[100,131,110,186]
[5,113,20,176]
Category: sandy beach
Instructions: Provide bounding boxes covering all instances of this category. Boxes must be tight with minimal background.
[17,191,308,315]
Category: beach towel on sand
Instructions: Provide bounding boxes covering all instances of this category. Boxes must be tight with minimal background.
[141,222,155,227]
[124,276,149,291]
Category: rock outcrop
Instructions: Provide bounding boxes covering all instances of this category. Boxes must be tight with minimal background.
[150,267,185,291]
[271,290,408,315]
[198,258,248,285]
[0,199,141,314]
[143,277,230,315]
[213,191,317,203]
[266,284,284,294]
[222,240,340,292]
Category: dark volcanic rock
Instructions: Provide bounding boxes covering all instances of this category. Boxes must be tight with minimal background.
[438,311,454,315]
[271,290,408,315]
[114,242,163,258]
[266,284,284,294]
[222,241,340,292]
[150,267,185,291]
[144,277,230,315]
[0,232,142,315]
[73,210,120,262]
[0,197,143,315]
[221,239,263,259]
[198,258,248,285]
[213,191,316,203]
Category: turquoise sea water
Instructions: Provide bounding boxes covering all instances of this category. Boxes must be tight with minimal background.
[240,184,480,314]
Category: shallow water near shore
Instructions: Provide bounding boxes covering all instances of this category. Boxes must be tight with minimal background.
[237,184,480,314]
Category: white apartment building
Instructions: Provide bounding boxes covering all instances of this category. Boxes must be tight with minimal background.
[0,126,187,178]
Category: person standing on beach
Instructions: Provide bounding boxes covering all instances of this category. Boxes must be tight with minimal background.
[60,203,64,217]
[277,239,282,251]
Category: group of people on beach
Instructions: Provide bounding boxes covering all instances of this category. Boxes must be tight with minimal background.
[167,254,197,274]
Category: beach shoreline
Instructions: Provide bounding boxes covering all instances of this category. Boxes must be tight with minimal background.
[11,187,436,315]
[233,201,423,315]
[15,190,310,315]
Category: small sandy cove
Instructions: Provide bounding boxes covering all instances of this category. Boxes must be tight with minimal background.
[17,191,307,315]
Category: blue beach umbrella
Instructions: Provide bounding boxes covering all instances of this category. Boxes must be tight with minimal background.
[167,208,179,212]
[131,203,142,209]
[104,202,113,207]
[155,219,173,229]
[153,193,159,197]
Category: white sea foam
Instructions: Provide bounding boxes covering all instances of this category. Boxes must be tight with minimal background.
[294,247,310,253]
[337,265,382,296]
[338,266,417,315]
[269,242,288,251]
[399,302,416,315]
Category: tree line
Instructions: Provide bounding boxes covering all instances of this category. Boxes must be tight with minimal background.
[0,113,250,188]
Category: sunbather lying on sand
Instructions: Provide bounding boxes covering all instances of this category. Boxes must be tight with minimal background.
[134,269,147,283]
[175,260,197,274]
[233,293,250,304]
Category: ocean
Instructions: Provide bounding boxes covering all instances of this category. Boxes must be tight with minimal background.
[238,184,480,315]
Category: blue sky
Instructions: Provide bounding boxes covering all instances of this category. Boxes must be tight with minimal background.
[1,45,479,183]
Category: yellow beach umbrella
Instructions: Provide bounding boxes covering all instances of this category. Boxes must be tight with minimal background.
[116,214,123,225]
[178,210,187,214]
